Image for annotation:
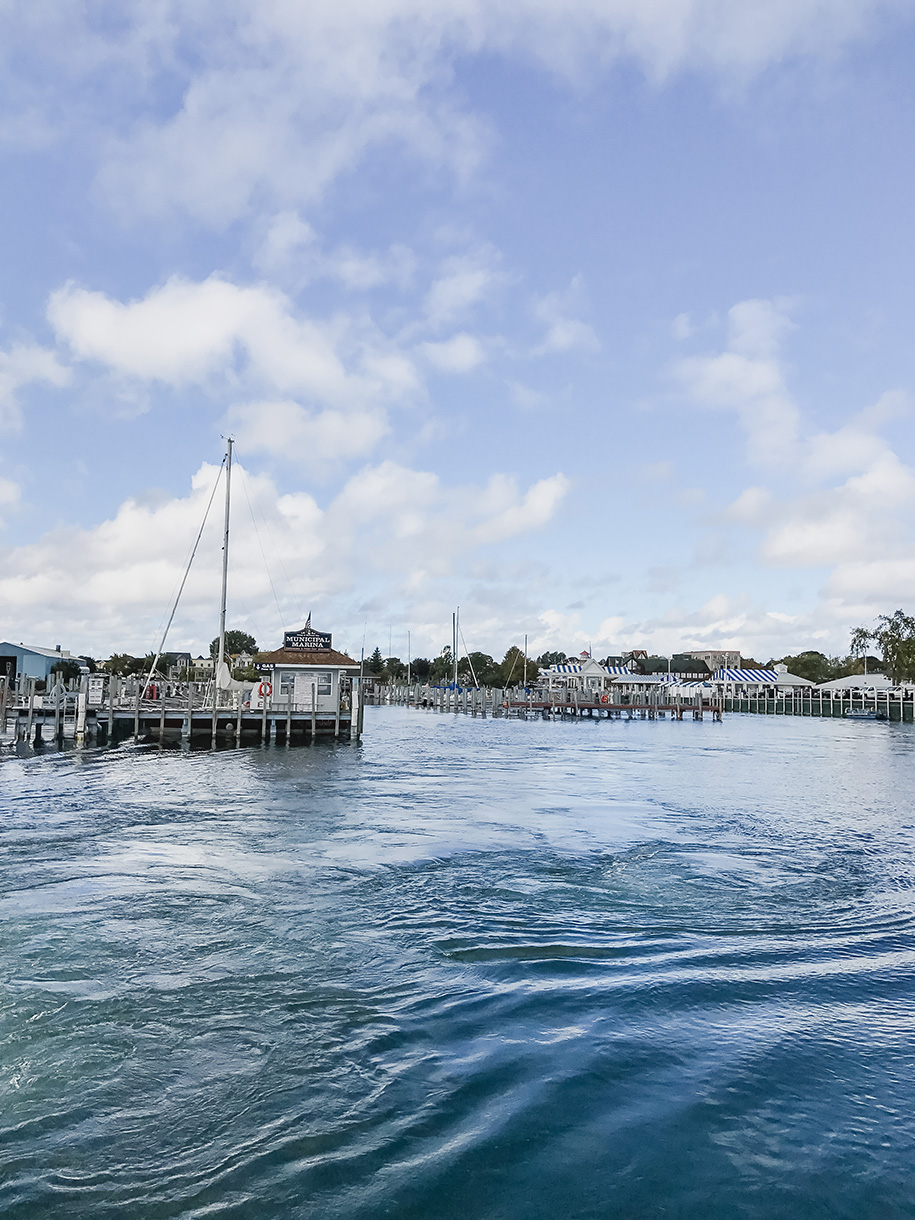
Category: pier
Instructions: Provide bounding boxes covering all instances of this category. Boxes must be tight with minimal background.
[373,683,723,720]
[0,673,363,749]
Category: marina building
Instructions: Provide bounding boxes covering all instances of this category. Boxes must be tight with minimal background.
[254,623,359,714]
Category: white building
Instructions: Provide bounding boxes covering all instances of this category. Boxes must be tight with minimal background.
[255,624,359,713]
[543,658,631,693]
[684,649,741,671]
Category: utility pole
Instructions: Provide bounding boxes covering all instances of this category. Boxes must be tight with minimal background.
[523,633,528,687]
[453,608,459,688]
[407,630,411,686]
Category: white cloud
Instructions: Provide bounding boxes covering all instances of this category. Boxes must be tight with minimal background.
[225,399,389,473]
[675,298,799,463]
[0,344,70,431]
[47,275,423,466]
[423,250,500,330]
[0,456,569,656]
[1,2,904,225]
[531,278,599,357]
[421,332,485,372]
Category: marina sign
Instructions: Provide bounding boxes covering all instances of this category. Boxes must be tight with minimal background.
[283,627,332,651]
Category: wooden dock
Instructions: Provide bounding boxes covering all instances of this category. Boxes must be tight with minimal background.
[374,684,723,721]
[0,676,363,749]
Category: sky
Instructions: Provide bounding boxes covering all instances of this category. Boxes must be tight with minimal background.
[2,0,915,664]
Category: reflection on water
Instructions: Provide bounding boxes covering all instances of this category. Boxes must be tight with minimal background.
[3,708,915,1218]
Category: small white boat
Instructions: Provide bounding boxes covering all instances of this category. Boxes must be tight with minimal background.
[844,707,887,721]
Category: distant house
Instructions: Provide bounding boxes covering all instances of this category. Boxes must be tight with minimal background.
[683,649,741,671]
[0,642,84,688]
[637,655,712,680]
[543,658,631,692]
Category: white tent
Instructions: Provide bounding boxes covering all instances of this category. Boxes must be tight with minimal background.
[818,673,894,691]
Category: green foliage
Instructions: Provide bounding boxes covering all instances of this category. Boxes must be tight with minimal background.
[774,651,834,684]
[105,653,150,676]
[457,651,502,686]
[853,610,915,682]
[367,646,385,675]
[384,656,406,681]
[499,646,538,687]
[537,651,567,667]
[411,657,432,680]
[210,630,258,659]
[50,659,81,683]
[430,646,454,683]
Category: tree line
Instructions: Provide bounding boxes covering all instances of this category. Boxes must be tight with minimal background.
[365,645,557,687]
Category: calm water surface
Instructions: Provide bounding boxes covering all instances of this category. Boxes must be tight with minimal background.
[3,708,915,1218]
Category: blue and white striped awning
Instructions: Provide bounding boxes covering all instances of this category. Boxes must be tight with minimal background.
[553,664,582,673]
[604,666,631,674]
[713,668,777,683]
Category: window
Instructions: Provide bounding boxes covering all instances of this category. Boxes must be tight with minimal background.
[317,672,332,696]
[279,672,295,696]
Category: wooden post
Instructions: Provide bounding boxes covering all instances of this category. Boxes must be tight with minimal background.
[334,679,341,739]
[108,675,117,742]
[0,675,7,741]
[25,677,35,745]
[54,683,62,742]
[159,686,167,742]
[261,684,268,744]
[182,680,192,743]
[76,677,88,746]
[210,681,218,750]
[135,679,142,741]
[285,692,292,746]
[310,682,316,742]
[234,691,241,746]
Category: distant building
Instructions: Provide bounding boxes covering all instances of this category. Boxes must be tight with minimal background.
[683,649,741,671]
[255,623,359,712]
[0,642,83,688]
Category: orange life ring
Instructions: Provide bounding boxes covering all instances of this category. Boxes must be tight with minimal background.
[600,693,609,704]
[258,681,273,698]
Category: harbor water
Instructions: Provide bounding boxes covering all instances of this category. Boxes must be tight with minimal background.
[3,707,915,1218]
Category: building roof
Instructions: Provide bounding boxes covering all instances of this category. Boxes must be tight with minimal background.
[0,642,75,659]
[818,673,893,690]
[713,668,778,683]
[256,647,359,669]
[712,667,815,687]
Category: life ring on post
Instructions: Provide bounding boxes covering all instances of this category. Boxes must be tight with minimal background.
[258,681,273,698]
[600,693,609,704]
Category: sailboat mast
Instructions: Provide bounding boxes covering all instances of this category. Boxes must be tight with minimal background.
[217,437,233,672]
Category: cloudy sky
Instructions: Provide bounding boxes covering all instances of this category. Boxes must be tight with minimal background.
[2,0,915,663]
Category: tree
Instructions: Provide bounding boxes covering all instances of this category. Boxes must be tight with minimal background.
[210,630,258,659]
[499,646,538,687]
[774,651,835,685]
[367,646,385,675]
[853,611,915,683]
[383,656,406,681]
[411,657,432,680]
[537,651,567,667]
[50,659,81,683]
[430,646,454,683]
[457,651,500,686]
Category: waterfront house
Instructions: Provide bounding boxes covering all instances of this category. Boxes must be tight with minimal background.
[0,641,84,689]
[543,658,631,693]
[254,623,359,713]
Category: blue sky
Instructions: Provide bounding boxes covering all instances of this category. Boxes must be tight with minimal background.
[2,0,915,663]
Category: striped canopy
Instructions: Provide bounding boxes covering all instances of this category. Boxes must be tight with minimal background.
[713,668,778,683]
